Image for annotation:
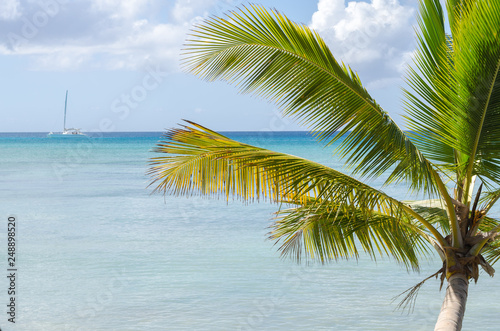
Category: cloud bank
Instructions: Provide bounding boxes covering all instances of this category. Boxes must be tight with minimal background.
[0,0,231,71]
[0,0,417,85]
[310,0,416,88]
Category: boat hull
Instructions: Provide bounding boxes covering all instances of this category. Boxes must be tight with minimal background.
[47,133,87,138]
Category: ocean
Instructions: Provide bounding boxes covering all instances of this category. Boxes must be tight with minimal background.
[1,131,498,330]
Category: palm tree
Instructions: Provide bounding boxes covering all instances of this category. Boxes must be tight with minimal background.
[148,2,500,330]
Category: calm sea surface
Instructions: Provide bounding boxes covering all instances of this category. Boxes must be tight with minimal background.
[1,132,498,330]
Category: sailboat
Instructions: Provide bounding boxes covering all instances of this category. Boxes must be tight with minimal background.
[48,90,86,137]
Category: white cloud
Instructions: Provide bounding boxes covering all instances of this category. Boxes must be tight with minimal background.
[89,0,150,19]
[172,0,209,23]
[0,0,416,78]
[310,0,416,87]
[171,0,232,23]
[0,0,22,21]
[0,0,233,71]
[22,21,187,71]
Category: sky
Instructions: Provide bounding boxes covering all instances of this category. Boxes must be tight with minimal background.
[0,0,420,132]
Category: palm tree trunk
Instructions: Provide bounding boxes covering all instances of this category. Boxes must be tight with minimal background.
[434,274,469,331]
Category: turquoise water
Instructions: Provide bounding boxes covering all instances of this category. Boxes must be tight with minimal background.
[1,132,499,330]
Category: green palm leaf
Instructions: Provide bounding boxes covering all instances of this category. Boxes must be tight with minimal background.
[405,0,500,203]
[150,121,400,206]
[482,239,500,266]
[404,0,456,166]
[183,4,436,192]
[407,200,450,233]
[148,121,446,252]
[271,201,435,270]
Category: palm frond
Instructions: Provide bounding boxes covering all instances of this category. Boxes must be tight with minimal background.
[482,187,500,213]
[482,239,500,266]
[402,0,464,245]
[182,4,436,193]
[449,0,500,194]
[444,0,461,33]
[149,121,400,207]
[407,200,450,233]
[476,217,500,233]
[404,0,458,167]
[148,121,447,250]
[270,200,434,271]
[405,0,500,203]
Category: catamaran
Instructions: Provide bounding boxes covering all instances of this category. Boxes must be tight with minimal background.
[48,90,86,137]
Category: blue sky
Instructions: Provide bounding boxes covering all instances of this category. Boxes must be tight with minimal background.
[0,0,419,132]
